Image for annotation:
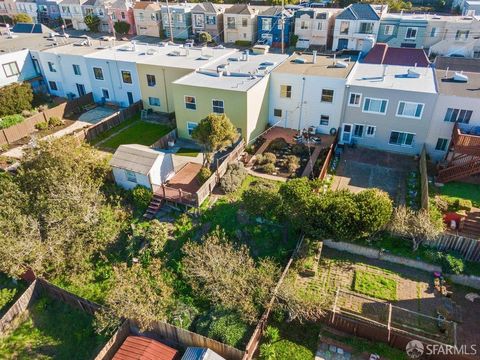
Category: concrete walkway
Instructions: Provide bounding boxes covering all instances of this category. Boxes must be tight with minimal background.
[246,168,287,182]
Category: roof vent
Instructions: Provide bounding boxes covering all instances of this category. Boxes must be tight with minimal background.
[146,48,157,55]
[407,68,421,78]
[228,57,241,62]
[294,57,306,64]
[334,60,348,68]
[453,72,469,82]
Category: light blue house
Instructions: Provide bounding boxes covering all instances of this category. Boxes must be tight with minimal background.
[257,6,293,48]
[161,3,194,40]
[36,0,62,27]
[378,14,428,48]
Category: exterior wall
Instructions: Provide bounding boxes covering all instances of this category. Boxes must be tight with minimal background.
[191,11,223,42]
[257,14,293,48]
[463,2,480,15]
[172,83,249,141]
[269,71,347,135]
[294,11,334,49]
[0,49,39,88]
[152,153,175,185]
[378,18,427,48]
[113,167,151,190]
[60,3,87,30]
[224,13,258,44]
[425,17,480,55]
[425,94,480,161]
[137,63,192,114]
[134,8,161,37]
[37,0,62,25]
[0,0,17,18]
[84,56,141,107]
[15,1,38,23]
[332,18,380,51]
[341,85,437,155]
[247,75,270,141]
[111,7,135,35]
[161,6,192,40]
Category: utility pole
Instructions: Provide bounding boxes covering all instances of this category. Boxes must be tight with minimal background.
[165,0,174,42]
[280,0,285,54]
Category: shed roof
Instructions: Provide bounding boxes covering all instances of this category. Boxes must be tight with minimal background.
[181,347,225,360]
[363,43,430,67]
[110,144,162,175]
[336,3,380,21]
[113,336,178,360]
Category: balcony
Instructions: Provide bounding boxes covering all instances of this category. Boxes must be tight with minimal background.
[453,123,480,151]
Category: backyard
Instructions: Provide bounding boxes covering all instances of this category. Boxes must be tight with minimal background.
[432,181,480,208]
[0,295,107,359]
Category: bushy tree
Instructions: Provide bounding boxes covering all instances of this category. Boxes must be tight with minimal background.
[114,20,130,35]
[220,162,247,193]
[242,181,282,220]
[130,185,153,212]
[84,14,101,32]
[95,259,174,333]
[13,13,33,24]
[191,113,238,165]
[182,229,279,323]
[199,31,212,44]
[0,83,33,117]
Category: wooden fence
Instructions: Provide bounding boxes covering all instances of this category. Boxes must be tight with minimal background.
[419,145,429,211]
[0,93,94,146]
[94,320,131,360]
[0,280,39,333]
[427,234,480,262]
[318,133,338,181]
[150,128,177,149]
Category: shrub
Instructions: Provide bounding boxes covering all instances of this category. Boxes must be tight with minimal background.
[260,338,312,360]
[84,14,101,32]
[245,144,255,155]
[242,181,282,219]
[285,155,300,173]
[0,144,9,153]
[457,199,472,211]
[268,138,288,151]
[291,144,308,156]
[21,109,33,117]
[37,104,49,112]
[0,288,17,310]
[195,309,249,348]
[220,162,247,193]
[262,163,276,174]
[48,116,63,128]
[199,31,212,43]
[197,167,212,184]
[131,185,153,212]
[0,114,24,129]
[263,152,277,164]
[235,40,252,47]
[13,13,33,24]
[441,253,465,274]
[0,83,33,117]
[114,20,131,35]
[35,121,48,131]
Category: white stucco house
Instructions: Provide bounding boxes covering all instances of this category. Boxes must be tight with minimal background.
[110,144,175,190]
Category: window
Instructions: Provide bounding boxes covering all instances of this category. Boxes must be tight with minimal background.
[348,92,361,107]
[300,20,308,30]
[126,170,137,183]
[139,12,144,21]
[405,27,417,40]
[185,96,196,110]
[146,74,156,87]
[321,89,334,103]
[353,124,364,138]
[274,109,282,117]
[149,97,160,106]
[212,99,224,114]
[280,85,292,98]
[93,67,104,80]
[389,131,415,146]
[397,101,424,119]
[317,22,323,31]
[444,108,473,124]
[121,71,132,84]
[206,15,216,25]
[102,88,109,99]
[242,18,248,27]
[359,22,374,34]
[187,122,197,136]
[72,64,81,75]
[320,115,329,126]
[366,125,376,137]
[227,17,235,29]
[121,11,125,19]
[48,81,58,91]
[262,18,272,31]
[363,98,388,114]
[384,25,394,35]
[430,27,438,37]
[455,30,469,40]
[2,61,19,77]
[194,14,204,27]
[48,61,56,72]
[340,21,349,34]
[435,138,448,151]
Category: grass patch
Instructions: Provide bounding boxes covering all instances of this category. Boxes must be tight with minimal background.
[89,114,140,146]
[0,296,107,359]
[353,270,397,301]
[101,121,171,150]
[437,182,480,208]
[0,274,27,316]
[176,148,200,157]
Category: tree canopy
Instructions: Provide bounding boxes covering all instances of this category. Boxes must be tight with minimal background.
[114,21,130,35]
[13,13,33,24]
[0,83,33,117]
[84,14,101,32]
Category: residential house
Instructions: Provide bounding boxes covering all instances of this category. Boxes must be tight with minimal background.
[161,3,193,40]
[425,57,480,161]
[82,0,111,33]
[109,0,135,35]
[332,3,384,51]
[341,62,437,155]
[191,2,224,42]
[172,49,288,143]
[463,0,480,15]
[15,0,38,23]
[59,0,88,30]
[377,13,428,48]
[269,52,356,134]
[110,145,175,191]
[363,43,430,67]
[223,4,259,45]
[294,8,339,50]
[0,0,17,22]
[136,43,235,114]
[133,1,161,37]
[257,6,293,49]
[36,0,62,26]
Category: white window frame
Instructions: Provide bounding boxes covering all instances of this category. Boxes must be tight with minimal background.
[72,64,81,76]
[389,131,415,147]
[121,70,132,84]
[273,108,282,117]
[187,122,198,136]
[126,170,137,183]
[353,124,364,138]
[405,27,418,40]
[280,85,292,98]
[300,20,308,30]
[212,99,224,114]
[48,61,56,73]
[348,92,362,107]
[362,97,388,115]
[262,18,272,31]
[2,61,19,77]
[396,101,424,119]
[365,125,376,137]
[435,138,449,151]
[320,114,329,126]
[384,25,394,36]
[430,27,438,37]
[101,88,110,99]
[340,21,349,35]
[148,97,160,106]
[184,95,196,110]
[93,67,104,80]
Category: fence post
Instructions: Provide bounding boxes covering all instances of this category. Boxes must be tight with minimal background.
[387,302,392,342]
[332,288,340,323]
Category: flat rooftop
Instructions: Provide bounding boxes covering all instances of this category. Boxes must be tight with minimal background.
[273,52,355,78]
[0,33,77,53]
[173,51,289,91]
[347,63,436,93]
[85,42,236,69]
[42,38,129,56]
[435,69,480,98]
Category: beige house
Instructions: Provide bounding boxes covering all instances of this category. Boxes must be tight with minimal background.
[133,1,161,37]
[223,4,259,45]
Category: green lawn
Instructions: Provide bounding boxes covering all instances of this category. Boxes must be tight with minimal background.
[176,148,200,157]
[0,296,107,360]
[99,120,171,150]
[353,270,397,301]
[0,274,27,316]
[89,114,140,146]
[437,182,480,208]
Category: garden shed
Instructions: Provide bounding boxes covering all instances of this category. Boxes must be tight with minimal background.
[110,144,174,190]
[181,347,225,360]
[112,336,178,360]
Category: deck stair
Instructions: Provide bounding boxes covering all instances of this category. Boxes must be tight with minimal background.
[143,194,164,220]
[462,207,480,239]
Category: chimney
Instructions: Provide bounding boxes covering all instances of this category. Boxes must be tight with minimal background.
[312,50,317,64]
